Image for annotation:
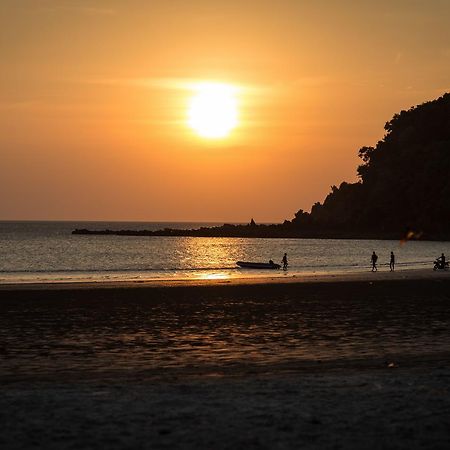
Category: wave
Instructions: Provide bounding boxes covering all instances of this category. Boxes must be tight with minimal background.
[0,260,434,274]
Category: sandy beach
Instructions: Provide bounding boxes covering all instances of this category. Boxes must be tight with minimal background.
[1,270,450,449]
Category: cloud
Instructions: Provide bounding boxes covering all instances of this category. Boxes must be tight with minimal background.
[82,77,258,94]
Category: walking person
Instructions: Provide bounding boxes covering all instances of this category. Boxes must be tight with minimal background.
[389,251,395,271]
[282,253,288,270]
[371,251,378,272]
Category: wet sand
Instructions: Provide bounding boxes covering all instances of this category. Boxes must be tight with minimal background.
[1,271,450,449]
[0,266,447,291]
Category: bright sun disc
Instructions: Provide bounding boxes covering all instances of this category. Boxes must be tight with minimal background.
[188,83,238,138]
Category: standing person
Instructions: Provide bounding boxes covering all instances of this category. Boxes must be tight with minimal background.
[389,251,395,271]
[371,251,378,272]
[282,253,288,270]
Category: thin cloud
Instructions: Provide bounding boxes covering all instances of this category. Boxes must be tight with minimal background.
[82,77,262,94]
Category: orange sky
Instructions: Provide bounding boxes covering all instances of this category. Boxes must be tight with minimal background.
[1,0,449,222]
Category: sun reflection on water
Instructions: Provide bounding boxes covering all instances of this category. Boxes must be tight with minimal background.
[177,237,239,267]
[199,272,230,280]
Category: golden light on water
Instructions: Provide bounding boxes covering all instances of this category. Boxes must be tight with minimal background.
[200,273,230,280]
[187,82,239,139]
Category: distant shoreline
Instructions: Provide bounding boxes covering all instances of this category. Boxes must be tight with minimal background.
[72,226,450,241]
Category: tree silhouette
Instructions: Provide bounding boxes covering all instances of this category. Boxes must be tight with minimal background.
[291,93,450,237]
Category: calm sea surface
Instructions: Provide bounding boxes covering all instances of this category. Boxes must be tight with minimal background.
[1,221,449,283]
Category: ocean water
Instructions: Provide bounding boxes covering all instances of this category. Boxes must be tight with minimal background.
[0,221,449,284]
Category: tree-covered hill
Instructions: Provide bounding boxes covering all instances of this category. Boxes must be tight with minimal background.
[289,93,450,238]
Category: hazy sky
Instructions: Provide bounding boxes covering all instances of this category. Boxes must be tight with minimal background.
[1,0,449,222]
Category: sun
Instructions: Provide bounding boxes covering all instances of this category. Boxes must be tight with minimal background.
[188,83,238,138]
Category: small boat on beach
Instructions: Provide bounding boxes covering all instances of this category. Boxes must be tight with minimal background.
[236,261,281,270]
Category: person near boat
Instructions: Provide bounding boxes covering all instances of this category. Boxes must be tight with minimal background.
[282,253,288,270]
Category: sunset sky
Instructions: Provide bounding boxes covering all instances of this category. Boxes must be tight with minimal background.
[1,0,449,222]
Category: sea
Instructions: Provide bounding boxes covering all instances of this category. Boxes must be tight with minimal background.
[1,221,449,284]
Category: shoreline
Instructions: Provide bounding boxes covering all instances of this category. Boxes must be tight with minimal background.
[0,267,448,291]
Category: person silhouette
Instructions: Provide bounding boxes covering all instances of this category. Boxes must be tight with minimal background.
[282,253,288,270]
[371,251,378,272]
[439,253,446,269]
[389,251,395,271]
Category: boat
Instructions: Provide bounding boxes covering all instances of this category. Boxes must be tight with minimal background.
[236,261,281,269]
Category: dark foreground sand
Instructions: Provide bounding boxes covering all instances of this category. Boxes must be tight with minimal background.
[1,272,450,449]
